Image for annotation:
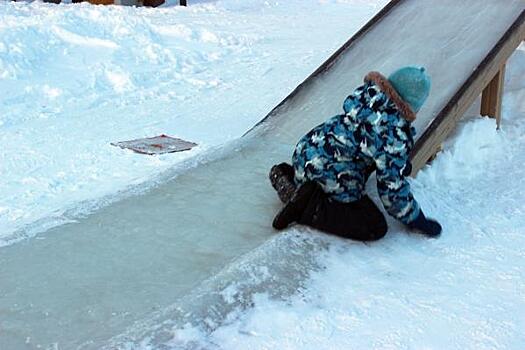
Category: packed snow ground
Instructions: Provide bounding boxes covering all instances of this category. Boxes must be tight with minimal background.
[0,0,388,245]
[159,45,525,349]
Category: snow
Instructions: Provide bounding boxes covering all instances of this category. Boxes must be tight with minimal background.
[0,0,388,246]
[1,1,392,349]
[1,0,524,349]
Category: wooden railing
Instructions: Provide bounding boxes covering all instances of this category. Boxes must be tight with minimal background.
[410,11,525,175]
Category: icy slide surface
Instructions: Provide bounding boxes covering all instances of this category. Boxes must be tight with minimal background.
[1,0,524,349]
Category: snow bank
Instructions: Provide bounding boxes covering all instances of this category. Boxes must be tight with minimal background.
[0,0,388,246]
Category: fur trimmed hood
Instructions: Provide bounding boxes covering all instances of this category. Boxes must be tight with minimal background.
[364,71,416,122]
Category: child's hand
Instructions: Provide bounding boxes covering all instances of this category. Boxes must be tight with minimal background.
[407,211,442,237]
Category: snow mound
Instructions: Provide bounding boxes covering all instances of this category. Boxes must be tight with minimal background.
[0,0,387,246]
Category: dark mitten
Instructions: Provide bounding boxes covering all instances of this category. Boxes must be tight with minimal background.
[407,211,442,237]
[298,189,388,242]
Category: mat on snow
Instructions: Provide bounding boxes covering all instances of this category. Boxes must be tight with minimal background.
[111,134,197,155]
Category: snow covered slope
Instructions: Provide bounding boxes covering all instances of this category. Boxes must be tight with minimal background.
[0,0,387,245]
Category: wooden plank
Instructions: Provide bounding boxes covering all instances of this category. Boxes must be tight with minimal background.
[481,65,506,128]
[410,10,525,176]
[143,0,164,6]
[87,0,114,4]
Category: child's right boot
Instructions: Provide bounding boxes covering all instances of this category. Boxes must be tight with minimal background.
[269,162,297,203]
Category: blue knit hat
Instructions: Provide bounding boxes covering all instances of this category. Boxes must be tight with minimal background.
[388,66,431,112]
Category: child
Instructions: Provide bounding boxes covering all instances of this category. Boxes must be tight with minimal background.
[269,66,441,241]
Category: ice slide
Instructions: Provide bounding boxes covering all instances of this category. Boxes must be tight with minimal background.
[1,0,524,349]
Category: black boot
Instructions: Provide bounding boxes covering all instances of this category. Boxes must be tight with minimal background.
[269,162,297,203]
[272,181,317,230]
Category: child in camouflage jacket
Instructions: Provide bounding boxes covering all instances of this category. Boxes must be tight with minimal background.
[270,66,441,241]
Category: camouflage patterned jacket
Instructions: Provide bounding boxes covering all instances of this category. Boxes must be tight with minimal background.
[292,72,421,225]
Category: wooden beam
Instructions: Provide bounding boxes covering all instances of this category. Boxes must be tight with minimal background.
[87,0,114,4]
[410,10,525,176]
[481,65,506,129]
[143,0,164,6]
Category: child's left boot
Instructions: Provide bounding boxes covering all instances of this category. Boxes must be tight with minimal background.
[272,181,317,230]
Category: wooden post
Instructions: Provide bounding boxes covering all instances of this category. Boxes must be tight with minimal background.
[426,144,443,164]
[481,64,506,129]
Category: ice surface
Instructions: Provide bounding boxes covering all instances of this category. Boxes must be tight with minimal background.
[1,0,524,349]
[261,0,525,143]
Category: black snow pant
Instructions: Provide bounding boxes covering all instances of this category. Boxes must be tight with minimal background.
[298,185,388,242]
